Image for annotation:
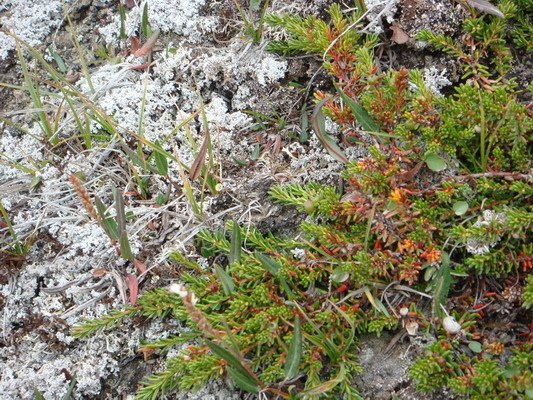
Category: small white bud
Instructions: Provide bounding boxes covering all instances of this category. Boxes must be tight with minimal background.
[399,307,409,317]
[168,283,187,297]
[442,316,462,334]
[168,283,198,305]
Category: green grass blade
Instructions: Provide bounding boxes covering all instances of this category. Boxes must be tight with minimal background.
[141,3,151,37]
[16,43,54,142]
[255,252,281,275]
[298,363,346,397]
[61,377,77,400]
[432,253,452,319]
[284,317,302,380]
[229,222,242,265]
[335,85,380,133]
[228,367,260,393]
[206,340,261,388]
[214,265,235,295]
[153,141,169,176]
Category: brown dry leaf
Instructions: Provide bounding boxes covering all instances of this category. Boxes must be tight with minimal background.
[129,62,156,70]
[125,273,139,305]
[272,134,282,156]
[130,36,141,53]
[133,259,148,274]
[134,29,160,57]
[397,160,424,184]
[189,129,210,181]
[92,268,108,278]
[404,319,419,336]
[65,73,80,84]
[390,24,410,44]
[311,97,348,164]
[140,347,155,361]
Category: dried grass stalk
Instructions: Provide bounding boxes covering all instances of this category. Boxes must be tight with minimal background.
[69,174,98,221]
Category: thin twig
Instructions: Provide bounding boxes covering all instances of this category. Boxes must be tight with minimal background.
[450,171,532,181]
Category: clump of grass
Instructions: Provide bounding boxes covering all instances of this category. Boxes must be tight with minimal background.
[1,27,220,225]
[233,0,271,44]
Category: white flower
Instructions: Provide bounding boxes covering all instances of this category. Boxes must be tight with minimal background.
[442,316,462,334]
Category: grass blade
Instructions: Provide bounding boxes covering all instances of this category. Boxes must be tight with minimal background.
[284,317,302,380]
[119,231,134,261]
[189,128,210,181]
[113,187,126,234]
[335,85,380,133]
[465,0,504,17]
[311,97,348,164]
[33,389,46,400]
[206,340,261,390]
[0,202,22,253]
[113,187,133,260]
[214,265,235,295]
[298,363,346,397]
[432,253,452,319]
[153,141,168,176]
[255,252,281,275]
[16,43,54,143]
[61,377,77,400]
[363,287,390,316]
[48,46,67,73]
[278,277,296,300]
[94,196,119,241]
[228,367,260,393]
[119,4,127,39]
[229,221,242,265]
[141,3,151,37]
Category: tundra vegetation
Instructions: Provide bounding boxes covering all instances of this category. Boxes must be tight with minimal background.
[1,0,531,399]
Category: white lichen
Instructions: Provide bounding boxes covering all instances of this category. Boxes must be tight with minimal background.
[255,56,288,86]
[363,0,400,34]
[466,210,507,255]
[423,66,452,95]
[98,0,217,45]
[0,0,74,60]
[0,126,44,180]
